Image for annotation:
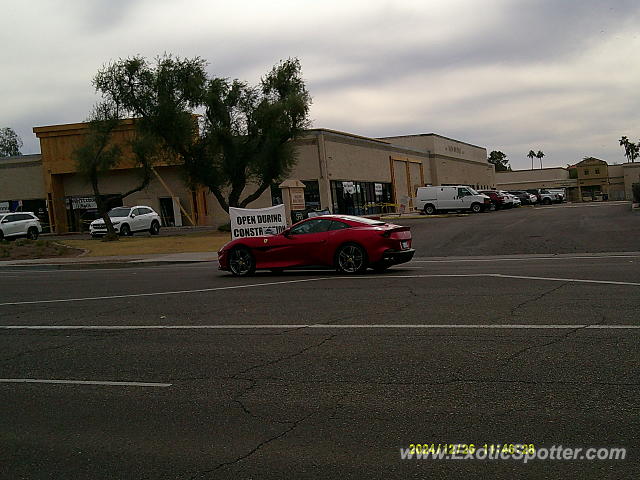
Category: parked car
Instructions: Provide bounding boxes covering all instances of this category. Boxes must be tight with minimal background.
[0,212,42,240]
[526,189,560,205]
[218,215,415,276]
[498,190,518,207]
[415,186,491,214]
[508,190,537,205]
[89,206,161,237]
[548,189,566,202]
[478,190,509,209]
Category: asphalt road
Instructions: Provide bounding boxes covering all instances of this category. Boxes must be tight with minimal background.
[1,251,639,479]
[405,201,640,256]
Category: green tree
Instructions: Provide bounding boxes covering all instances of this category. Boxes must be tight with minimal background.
[527,150,536,169]
[0,127,23,157]
[93,54,312,212]
[72,102,158,240]
[487,150,511,171]
[536,150,545,169]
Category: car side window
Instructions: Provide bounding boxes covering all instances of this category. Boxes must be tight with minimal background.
[329,220,350,231]
[289,219,331,235]
[2,214,18,223]
[16,214,32,221]
[139,207,152,215]
[131,208,140,216]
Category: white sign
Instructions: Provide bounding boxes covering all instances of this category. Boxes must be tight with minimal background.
[229,204,287,240]
[342,181,355,194]
[71,196,97,209]
[0,202,9,214]
[375,183,383,196]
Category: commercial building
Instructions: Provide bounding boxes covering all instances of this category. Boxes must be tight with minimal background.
[496,157,640,202]
[0,121,497,232]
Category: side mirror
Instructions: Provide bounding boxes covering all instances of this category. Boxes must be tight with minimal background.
[130,213,136,218]
[282,229,292,238]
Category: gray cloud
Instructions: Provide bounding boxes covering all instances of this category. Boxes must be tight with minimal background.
[2,0,640,171]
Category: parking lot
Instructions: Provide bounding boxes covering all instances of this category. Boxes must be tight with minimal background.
[1,202,639,479]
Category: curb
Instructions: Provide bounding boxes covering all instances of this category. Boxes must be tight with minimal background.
[0,259,215,271]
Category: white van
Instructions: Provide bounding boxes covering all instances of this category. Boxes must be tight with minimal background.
[415,186,490,214]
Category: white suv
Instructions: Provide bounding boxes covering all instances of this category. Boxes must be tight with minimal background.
[89,206,161,237]
[0,212,42,240]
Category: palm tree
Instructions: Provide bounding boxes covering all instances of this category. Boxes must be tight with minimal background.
[630,142,639,163]
[619,136,638,163]
[536,150,545,169]
[527,150,536,169]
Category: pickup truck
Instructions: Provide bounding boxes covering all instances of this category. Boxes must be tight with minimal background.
[526,189,560,205]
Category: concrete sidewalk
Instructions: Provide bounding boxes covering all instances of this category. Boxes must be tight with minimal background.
[0,251,217,269]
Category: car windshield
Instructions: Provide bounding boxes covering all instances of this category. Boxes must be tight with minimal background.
[108,207,131,218]
[467,187,479,195]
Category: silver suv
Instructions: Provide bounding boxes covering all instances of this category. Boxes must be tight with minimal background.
[0,212,42,240]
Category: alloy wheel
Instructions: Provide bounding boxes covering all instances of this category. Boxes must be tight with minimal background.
[338,245,365,273]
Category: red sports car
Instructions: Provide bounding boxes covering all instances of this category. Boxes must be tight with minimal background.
[218,215,415,276]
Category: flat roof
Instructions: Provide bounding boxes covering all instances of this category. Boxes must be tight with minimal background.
[377,133,486,151]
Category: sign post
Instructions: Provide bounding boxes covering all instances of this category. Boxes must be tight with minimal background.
[278,179,306,225]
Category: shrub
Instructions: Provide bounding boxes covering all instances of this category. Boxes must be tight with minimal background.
[633,183,640,203]
[218,223,231,232]
[14,239,30,247]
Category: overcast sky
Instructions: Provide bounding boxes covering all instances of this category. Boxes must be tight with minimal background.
[2,0,639,169]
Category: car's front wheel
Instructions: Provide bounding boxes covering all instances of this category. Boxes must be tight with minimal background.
[26,227,39,240]
[149,220,160,235]
[470,203,482,213]
[228,247,256,277]
[120,224,132,236]
[336,243,367,274]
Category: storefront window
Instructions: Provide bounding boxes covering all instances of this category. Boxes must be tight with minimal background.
[330,180,393,215]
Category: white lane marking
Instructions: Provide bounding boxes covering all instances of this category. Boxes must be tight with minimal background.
[0,277,331,306]
[0,378,172,387]
[413,254,640,263]
[1,324,638,330]
[1,273,639,307]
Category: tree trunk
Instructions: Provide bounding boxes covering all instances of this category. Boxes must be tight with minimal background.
[91,177,119,241]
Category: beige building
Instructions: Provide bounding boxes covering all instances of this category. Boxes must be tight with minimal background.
[379,134,495,189]
[0,122,497,232]
[496,157,640,202]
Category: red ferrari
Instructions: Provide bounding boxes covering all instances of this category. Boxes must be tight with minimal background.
[218,215,415,276]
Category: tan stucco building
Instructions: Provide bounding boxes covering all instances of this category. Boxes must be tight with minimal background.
[496,157,640,202]
[0,121,497,232]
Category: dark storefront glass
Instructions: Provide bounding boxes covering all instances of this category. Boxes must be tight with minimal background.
[65,195,123,232]
[330,180,393,215]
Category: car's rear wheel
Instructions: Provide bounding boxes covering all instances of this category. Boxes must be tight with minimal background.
[470,203,482,213]
[120,224,132,236]
[543,198,552,205]
[229,247,256,277]
[423,204,436,215]
[336,243,367,274]
[26,227,39,240]
[149,220,160,235]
